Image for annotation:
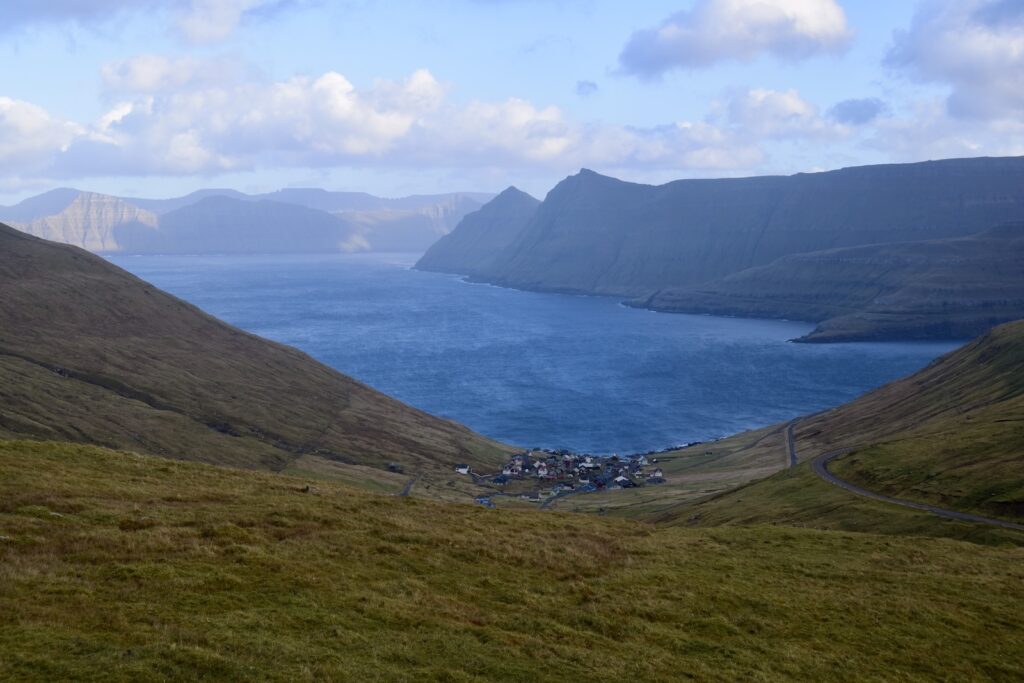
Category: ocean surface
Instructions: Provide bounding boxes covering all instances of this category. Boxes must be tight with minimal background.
[110,253,961,455]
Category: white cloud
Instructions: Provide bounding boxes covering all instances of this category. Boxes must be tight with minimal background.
[723,88,846,139]
[2,62,792,181]
[868,98,1024,162]
[886,0,1024,121]
[3,56,892,187]
[101,54,250,93]
[619,0,852,77]
[176,0,266,43]
[0,97,84,169]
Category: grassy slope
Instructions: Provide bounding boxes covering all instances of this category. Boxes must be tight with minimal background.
[641,224,1024,342]
[2,440,1023,682]
[661,321,1024,533]
[0,222,509,481]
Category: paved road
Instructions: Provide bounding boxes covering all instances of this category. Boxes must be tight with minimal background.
[399,474,421,497]
[812,450,1024,532]
[785,421,798,468]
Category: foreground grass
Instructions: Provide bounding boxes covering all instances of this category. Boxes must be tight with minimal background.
[2,441,1024,681]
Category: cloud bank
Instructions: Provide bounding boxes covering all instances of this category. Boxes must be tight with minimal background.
[3,60,872,185]
[619,0,852,77]
[886,0,1024,121]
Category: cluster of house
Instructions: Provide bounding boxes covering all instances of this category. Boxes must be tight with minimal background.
[455,449,667,499]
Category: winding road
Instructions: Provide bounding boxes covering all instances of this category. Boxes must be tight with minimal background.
[784,421,798,468]
[399,474,421,497]
[786,420,1024,532]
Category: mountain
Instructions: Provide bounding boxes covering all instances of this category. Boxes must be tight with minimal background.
[5,192,158,252]
[337,194,492,253]
[639,223,1024,342]
[0,187,82,222]
[662,319,1024,530]
[252,187,493,214]
[0,188,493,254]
[116,196,351,254]
[0,221,508,474]
[416,186,540,276]
[430,157,1024,299]
[121,188,250,215]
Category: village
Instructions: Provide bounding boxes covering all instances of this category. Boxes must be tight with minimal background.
[453,446,680,508]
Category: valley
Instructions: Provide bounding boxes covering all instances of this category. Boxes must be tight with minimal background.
[6,3,1024,680]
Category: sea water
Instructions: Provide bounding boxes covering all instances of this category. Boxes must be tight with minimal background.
[110,253,960,454]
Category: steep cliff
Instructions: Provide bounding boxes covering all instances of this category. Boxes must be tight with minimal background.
[415,187,540,276]
[10,192,158,252]
[438,157,1024,297]
[340,194,489,253]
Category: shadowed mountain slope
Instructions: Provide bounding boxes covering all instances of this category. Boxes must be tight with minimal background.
[640,223,1024,342]
[416,186,540,277]
[432,157,1024,299]
[0,222,508,473]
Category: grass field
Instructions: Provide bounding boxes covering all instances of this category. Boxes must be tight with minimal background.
[3,440,1024,681]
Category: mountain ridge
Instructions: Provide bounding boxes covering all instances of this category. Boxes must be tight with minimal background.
[421,155,1024,341]
[0,186,495,254]
[416,186,540,276]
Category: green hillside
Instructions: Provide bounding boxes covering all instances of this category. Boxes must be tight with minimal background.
[2,440,1023,681]
[0,222,509,480]
[662,320,1024,533]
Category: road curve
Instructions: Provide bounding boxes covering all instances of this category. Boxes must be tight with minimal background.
[785,421,798,468]
[399,474,422,497]
[812,450,1024,532]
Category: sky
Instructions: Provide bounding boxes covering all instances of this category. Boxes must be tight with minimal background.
[0,0,1022,202]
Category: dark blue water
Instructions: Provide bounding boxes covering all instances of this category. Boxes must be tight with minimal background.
[109,253,960,454]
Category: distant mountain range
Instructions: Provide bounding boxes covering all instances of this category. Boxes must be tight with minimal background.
[0,187,493,255]
[417,156,1024,342]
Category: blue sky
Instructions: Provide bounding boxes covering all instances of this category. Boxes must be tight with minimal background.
[1,0,1022,201]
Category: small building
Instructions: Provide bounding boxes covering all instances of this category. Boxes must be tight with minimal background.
[454,464,470,475]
